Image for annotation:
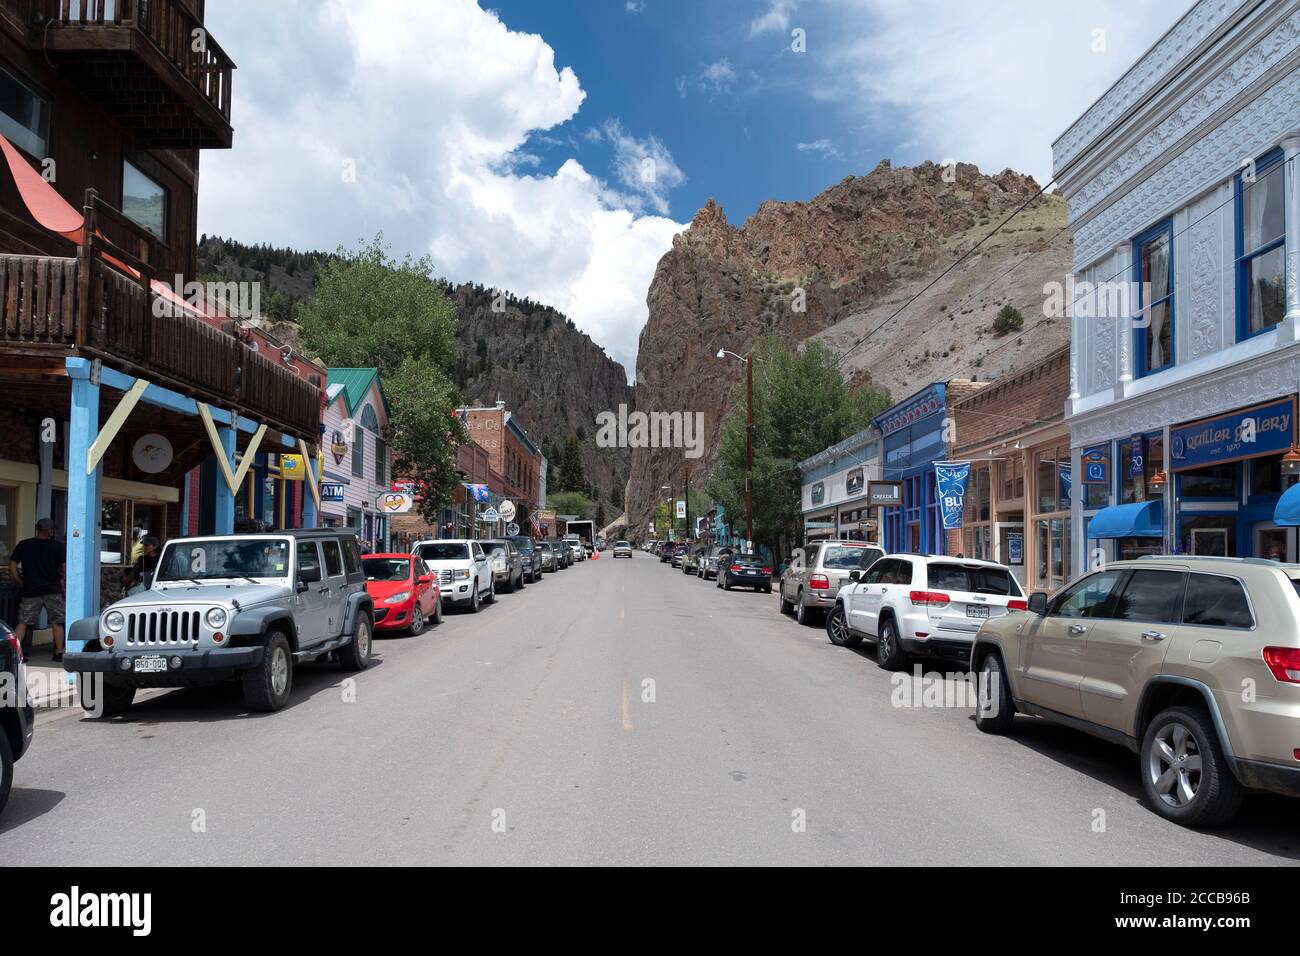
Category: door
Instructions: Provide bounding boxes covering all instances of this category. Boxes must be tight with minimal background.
[859,558,911,638]
[319,538,347,637]
[295,540,328,644]
[845,560,886,633]
[1254,522,1296,562]
[472,542,491,592]
[1018,568,1125,719]
[1080,568,1185,733]
[782,547,807,601]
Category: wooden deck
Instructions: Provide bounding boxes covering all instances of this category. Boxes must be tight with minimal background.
[26,0,235,149]
[0,194,320,442]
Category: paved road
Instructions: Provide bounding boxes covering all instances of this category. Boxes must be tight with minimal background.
[3,552,1298,865]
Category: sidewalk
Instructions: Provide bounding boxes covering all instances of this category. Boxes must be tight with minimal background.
[21,643,79,708]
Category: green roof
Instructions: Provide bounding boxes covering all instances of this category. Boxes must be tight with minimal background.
[326,368,389,416]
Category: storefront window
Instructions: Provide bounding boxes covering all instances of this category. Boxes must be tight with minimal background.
[1034,518,1069,590]
[0,485,16,564]
[130,503,162,566]
[1119,433,1163,504]
[1178,515,1235,557]
[999,456,1024,500]
[964,463,991,524]
[1251,455,1283,497]
[1117,536,1164,561]
[101,499,126,565]
[1180,462,1238,499]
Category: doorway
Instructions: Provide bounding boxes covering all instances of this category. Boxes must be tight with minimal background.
[1253,522,1296,562]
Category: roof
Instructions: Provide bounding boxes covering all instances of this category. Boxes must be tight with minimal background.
[327,368,389,416]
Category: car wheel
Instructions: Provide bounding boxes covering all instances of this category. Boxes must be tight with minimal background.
[974,651,1015,734]
[764,586,772,594]
[339,614,372,672]
[722,574,732,591]
[1141,706,1244,827]
[78,674,136,718]
[826,605,861,647]
[485,578,497,604]
[503,572,515,593]
[795,594,818,626]
[518,570,526,590]
[408,604,425,636]
[468,583,481,613]
[779,591,794,614]
[243,631,294,711]
[875,617,907,671]
[432,598,443,626]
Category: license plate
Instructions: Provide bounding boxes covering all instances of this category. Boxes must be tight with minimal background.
[132,655,168,673]
[966,605,990,619]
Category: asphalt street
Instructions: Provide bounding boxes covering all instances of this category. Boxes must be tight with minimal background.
[3,552,1298,865]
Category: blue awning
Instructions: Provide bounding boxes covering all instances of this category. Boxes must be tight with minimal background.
[1087,500,1163,538]
[1275,482,1300,526]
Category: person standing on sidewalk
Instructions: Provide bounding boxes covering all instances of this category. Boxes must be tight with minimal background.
[9,517,66,661]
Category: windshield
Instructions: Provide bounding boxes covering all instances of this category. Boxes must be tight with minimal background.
[926,563,1020,596]
[156,538,290,581]
[484,542,509,556]
[363,558,410,581]
[821,545,875,569]
[417,542,469,561]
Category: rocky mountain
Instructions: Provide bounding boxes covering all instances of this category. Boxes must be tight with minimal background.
[625,160,1072,540]
[197,237,633,515]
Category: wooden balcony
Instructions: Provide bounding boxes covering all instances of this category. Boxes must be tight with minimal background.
[0,193,319,442]
[28,0,234,149]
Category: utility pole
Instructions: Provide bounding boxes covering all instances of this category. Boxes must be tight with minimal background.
[745,352,753,551]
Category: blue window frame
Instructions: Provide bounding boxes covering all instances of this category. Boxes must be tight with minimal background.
[1235,147,1287,341]
[1133,219,1175,376]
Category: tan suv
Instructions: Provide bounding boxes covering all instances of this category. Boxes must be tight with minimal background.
[971,556,1300,826]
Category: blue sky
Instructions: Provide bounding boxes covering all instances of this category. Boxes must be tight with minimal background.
[200,0,1186,379]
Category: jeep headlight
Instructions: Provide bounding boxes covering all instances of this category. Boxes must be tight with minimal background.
[493,558,506,572]
[104,609,125,632]
[385,591,411,605]
[206,607,228,629]
[454,568,471,580]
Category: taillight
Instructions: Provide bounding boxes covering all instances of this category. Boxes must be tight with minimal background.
[729,565,742,573]
[4,632,21,663]
[909,590,950,607]
[1262,646,1300,683]
[761,567,772,575]
[1007,599,1028,612]
[809,574,830,590]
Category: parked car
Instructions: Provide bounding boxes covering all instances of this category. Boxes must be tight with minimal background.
[362,553,441,635]
[483,539,526,592]
[971,555,1300,827]
[826,554,1025,670]
[697,545,733,580]
[66,531,376,715]
[595,537,607,552]
[1,622,34,817]
[659,544,673,564]
[683,546,706,575]
[670,544,688,568]
[717,553,773,592]
[413,539,495,612]
[613,540,632,558]
[507,535,543,582]
[538,540,560,572]
[781,541,885,626]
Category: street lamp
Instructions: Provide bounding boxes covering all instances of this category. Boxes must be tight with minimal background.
[716,348,753,550]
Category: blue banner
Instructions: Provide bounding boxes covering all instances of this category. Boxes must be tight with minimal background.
[934,461,971,531]
[1170,399,1295,470]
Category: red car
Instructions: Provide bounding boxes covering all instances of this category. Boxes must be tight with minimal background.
[362,553,442,635]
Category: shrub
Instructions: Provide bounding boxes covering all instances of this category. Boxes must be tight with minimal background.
[992,304,1024,335]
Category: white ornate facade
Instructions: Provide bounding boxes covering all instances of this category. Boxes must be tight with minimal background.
[1057,0,1300,572]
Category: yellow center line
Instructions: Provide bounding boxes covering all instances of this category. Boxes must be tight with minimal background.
[622,680,634,732]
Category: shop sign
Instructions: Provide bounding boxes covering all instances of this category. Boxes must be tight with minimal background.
[330,428,349,464]
[1081,447,1109,484]
[1170,398,1295,470]
[479,506,501,522]
[321,483,346,503]
[810,481,825,506]
[1007,532,1024,564]
[131,433,173,474]
[846,467,864,497]
[1128,434,1145,478]
[280,454,306,481]
[499,500,517,523]
[376,492,414,514]
[506,522,520,536]
[867,480,903,507]
[934,461,971,531]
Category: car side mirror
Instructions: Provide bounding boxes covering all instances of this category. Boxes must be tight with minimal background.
[418,574,433,584]
[1028,592,1048,615]
[299,565,321,585]
[849,570,861,582]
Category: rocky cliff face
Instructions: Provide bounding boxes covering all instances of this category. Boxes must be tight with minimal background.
[625,160,1071,540]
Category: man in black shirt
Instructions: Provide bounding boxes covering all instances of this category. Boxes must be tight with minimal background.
[9,518,66,661]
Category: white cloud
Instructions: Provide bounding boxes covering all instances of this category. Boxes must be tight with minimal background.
[197,0,683,380]
[796,138,843,159]
[815,0,1188,184]
[750,0,800,37]
[626,0,645,12]
[701,58,738,93]
[596,119,688,216]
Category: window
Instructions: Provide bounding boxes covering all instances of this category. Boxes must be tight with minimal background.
[1237,150,1286,339]
[926,563,1020,596]
[341,536,361,574]
[1179,461,1238,499]
[1051,569,1124,618]
[882,559,913,585]
[1111,569,1186,624]
[122,160,167,240]
[375,437,387,485]
[1134,220,1174,375]
[999,456,1024,500]
[0,485,17,563]
[1184,574,1253,628]
[1251,454,1283,497]
[1119,433,1163,504]
[321,539,343,577]
[101,499,126,565]
[1035,446,1071,514]
[1081,445,1110,509]
[297,541,322,576]
[0,67,50,158]
[351,430,364,478]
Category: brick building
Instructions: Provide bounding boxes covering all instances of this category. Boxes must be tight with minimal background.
[949,346,1071,592]
[459,402,542,528]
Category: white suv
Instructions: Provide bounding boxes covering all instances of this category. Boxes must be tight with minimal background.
[826,554,1027,669]
[412,539,495,612]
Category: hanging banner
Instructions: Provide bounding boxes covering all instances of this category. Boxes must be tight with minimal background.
[464,483,490,503]
[675,499,687,519]
[280,454,306,481]
[934,461,972,531]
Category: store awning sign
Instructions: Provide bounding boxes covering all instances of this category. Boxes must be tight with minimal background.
[934,461,971,531]
[867,480,903,506]
[479,506,501,522]
[1170,398,1295,470]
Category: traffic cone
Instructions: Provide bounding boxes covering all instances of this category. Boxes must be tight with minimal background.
[591,547,600,560]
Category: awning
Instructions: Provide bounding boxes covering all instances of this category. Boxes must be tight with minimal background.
[1087,500,1163,538]
[1274,482,1300,526]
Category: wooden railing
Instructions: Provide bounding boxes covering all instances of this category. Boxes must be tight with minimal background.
[0,196,320,440]
[39,0,233,122]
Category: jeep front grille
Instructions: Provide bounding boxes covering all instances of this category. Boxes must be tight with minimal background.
[438,569,453,585]
[126,609,203,646]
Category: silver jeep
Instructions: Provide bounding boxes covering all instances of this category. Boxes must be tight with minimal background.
[65,531,375,717]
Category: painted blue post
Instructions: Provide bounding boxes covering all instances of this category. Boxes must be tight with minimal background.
[65,369,101,653]
[214,424,237,534]
[301,455,319,528]
[180,469,192,537]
